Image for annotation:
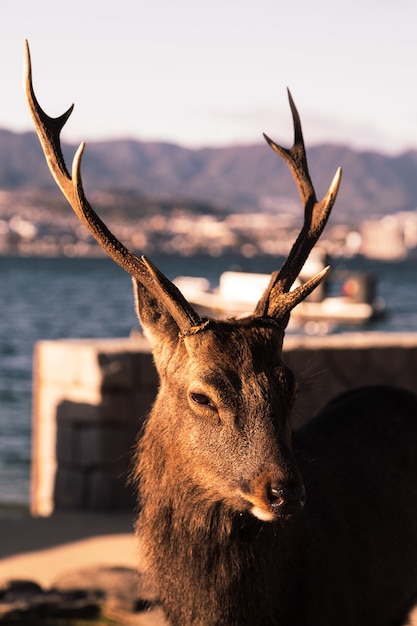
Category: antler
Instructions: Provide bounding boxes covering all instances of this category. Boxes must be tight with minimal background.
[255,90,342,319]
[23,40,201,332]
[24,41,340,331]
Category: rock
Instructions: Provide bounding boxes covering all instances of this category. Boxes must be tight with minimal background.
[0,579,102,623]
[54,566,143,612]
[0,580,43,600]
[0,567,168,625]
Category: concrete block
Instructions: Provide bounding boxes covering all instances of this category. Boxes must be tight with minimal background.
[75,424,133,469]
[55,421,75,465]
[97,351,134,388]
[54,467,85,509]
[36,337,154,390]
[86,466,136,510]
[133,390,156,424]
[131,351,158,389]
[56,393,134,425]
[35,340,103,388]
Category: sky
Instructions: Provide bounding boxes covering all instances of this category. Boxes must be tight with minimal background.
[1,0,417,154]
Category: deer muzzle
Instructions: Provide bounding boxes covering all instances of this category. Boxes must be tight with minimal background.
[239,474,306,522]
[268,484,306,519]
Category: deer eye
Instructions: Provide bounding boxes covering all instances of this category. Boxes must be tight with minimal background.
[190,391,215,409]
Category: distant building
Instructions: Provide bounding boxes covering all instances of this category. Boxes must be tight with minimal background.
[360,214,412,260]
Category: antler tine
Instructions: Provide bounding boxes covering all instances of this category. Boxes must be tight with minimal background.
[255,90,342,318]
[263,89,316,209]
[23,40,201,331]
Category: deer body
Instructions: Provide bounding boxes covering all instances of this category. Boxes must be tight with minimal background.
[23,40,417,625]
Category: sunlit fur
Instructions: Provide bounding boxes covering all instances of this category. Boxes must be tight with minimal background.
[133,283,417,626]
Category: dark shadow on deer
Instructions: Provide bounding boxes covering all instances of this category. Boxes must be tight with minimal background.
[24,40,417,626]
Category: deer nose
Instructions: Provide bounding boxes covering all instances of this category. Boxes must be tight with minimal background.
[268,484,306,518]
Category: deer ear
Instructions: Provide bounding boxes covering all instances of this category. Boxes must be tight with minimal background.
[133,279,180,351]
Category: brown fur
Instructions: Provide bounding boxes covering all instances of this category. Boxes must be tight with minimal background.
[133,286,417,626]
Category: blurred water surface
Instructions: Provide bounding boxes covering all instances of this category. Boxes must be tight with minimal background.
[0,254,416,508]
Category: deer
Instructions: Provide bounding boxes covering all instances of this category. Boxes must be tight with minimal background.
[24,40,417,626]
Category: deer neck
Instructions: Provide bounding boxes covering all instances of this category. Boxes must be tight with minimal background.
[136,431,296,626]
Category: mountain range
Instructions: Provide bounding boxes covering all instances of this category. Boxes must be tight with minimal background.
[1,128,417,222]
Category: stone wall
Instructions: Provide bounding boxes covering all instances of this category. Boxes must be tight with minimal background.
[32,336,157,516]
[283,332,417,428]
[31,332,417,516]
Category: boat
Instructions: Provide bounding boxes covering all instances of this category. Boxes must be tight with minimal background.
[174,256,386,334]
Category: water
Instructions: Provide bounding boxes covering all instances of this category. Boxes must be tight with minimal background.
[1,254,416,509]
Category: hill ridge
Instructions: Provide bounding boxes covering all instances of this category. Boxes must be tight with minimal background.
[0,128,416,219]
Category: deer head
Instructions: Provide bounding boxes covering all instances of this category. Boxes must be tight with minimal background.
[24,40,341,522]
